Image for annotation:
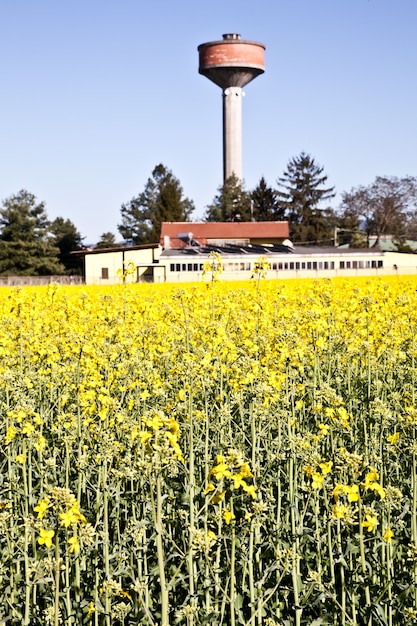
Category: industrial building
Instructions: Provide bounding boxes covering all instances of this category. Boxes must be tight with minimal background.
[77,222,417,285]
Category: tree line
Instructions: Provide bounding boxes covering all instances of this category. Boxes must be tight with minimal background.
[119,155,417,249]
[2,154,417,275]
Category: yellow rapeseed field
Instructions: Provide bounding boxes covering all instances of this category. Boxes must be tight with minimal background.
[1,275,417,625]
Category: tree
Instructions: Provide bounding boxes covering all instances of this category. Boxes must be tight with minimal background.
[118,164,195,244]
[0,190,64,275]
[95,232,120,249]
[205,174,252,222]
[250,176,285,221]
[339,176,417,247]
[276,152,336,243]
[51,217,84,274]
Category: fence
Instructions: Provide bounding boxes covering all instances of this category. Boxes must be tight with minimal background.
[0,275,83,286]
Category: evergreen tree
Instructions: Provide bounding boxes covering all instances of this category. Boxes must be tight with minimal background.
[51,217,84,274]
[118,164,195,244]
[0,190,64,275]
[276,152,336,243]
[95,232,120,249]
[205,174,252,222]
[250,177,284,221]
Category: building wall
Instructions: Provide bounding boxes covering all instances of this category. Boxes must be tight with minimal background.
[83,248,417,285]
[84,247,161,285]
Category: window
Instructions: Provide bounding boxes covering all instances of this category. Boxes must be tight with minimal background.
[101,268,109,279]
[176,264,181,272]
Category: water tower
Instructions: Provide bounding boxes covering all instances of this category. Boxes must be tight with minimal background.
[198,33,265,182]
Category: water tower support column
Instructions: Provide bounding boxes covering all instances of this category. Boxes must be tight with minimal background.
[223,87,243,180]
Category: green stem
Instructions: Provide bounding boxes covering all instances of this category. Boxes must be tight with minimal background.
[230,500,236,626]
[54,532,60,626]
[102,461,111,626]
[155,473,169,626]
[358,500,372,626]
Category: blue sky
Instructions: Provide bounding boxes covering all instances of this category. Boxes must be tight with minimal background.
[1,0,416,243]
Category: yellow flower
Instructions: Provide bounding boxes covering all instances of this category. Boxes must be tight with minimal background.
[206,530,217,546]
[210,462,231,480]
[138,430,153,445]
[60,509,79,527]
[38,528,55,548]
[383,526,394,543]
[4,425,18,445]
[21,421,35,436]
[211,491,226,505]
[60,504,86,527]
[387,432,399,445]
[319,423,330,436]
[204,482,216,495]
[363,468,379,485]
[34,435,46,451]
[242,483,257,499]
[371,483,386,499]
[362,514,378,533]
[232,474,246,490]
[15,453,25,464]
[304,464,314,478]
[332,502,349,519]
[365,481,386,499]
[345,484,360,502]
[319,461,333,475]
[34,498,51,519]
[311,472,324,489]
[223,509,235,525]
[239,462,253,478]
[68,535,80,554]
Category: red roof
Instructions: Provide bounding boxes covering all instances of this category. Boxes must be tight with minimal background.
[160,221,289,248]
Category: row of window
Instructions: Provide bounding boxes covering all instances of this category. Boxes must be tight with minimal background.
[100,259,385,279]
[168,259,384,273]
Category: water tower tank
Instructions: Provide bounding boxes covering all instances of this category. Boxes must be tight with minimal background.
[198,34,265,181]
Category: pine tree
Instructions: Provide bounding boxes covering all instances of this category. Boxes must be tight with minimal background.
[205,174,252,222]
[250,177,284,221]
[276,152,336,243]
[0,190,64,275]
[95,232,120,249]
[51,217,84,274]
[118,164,195,244]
